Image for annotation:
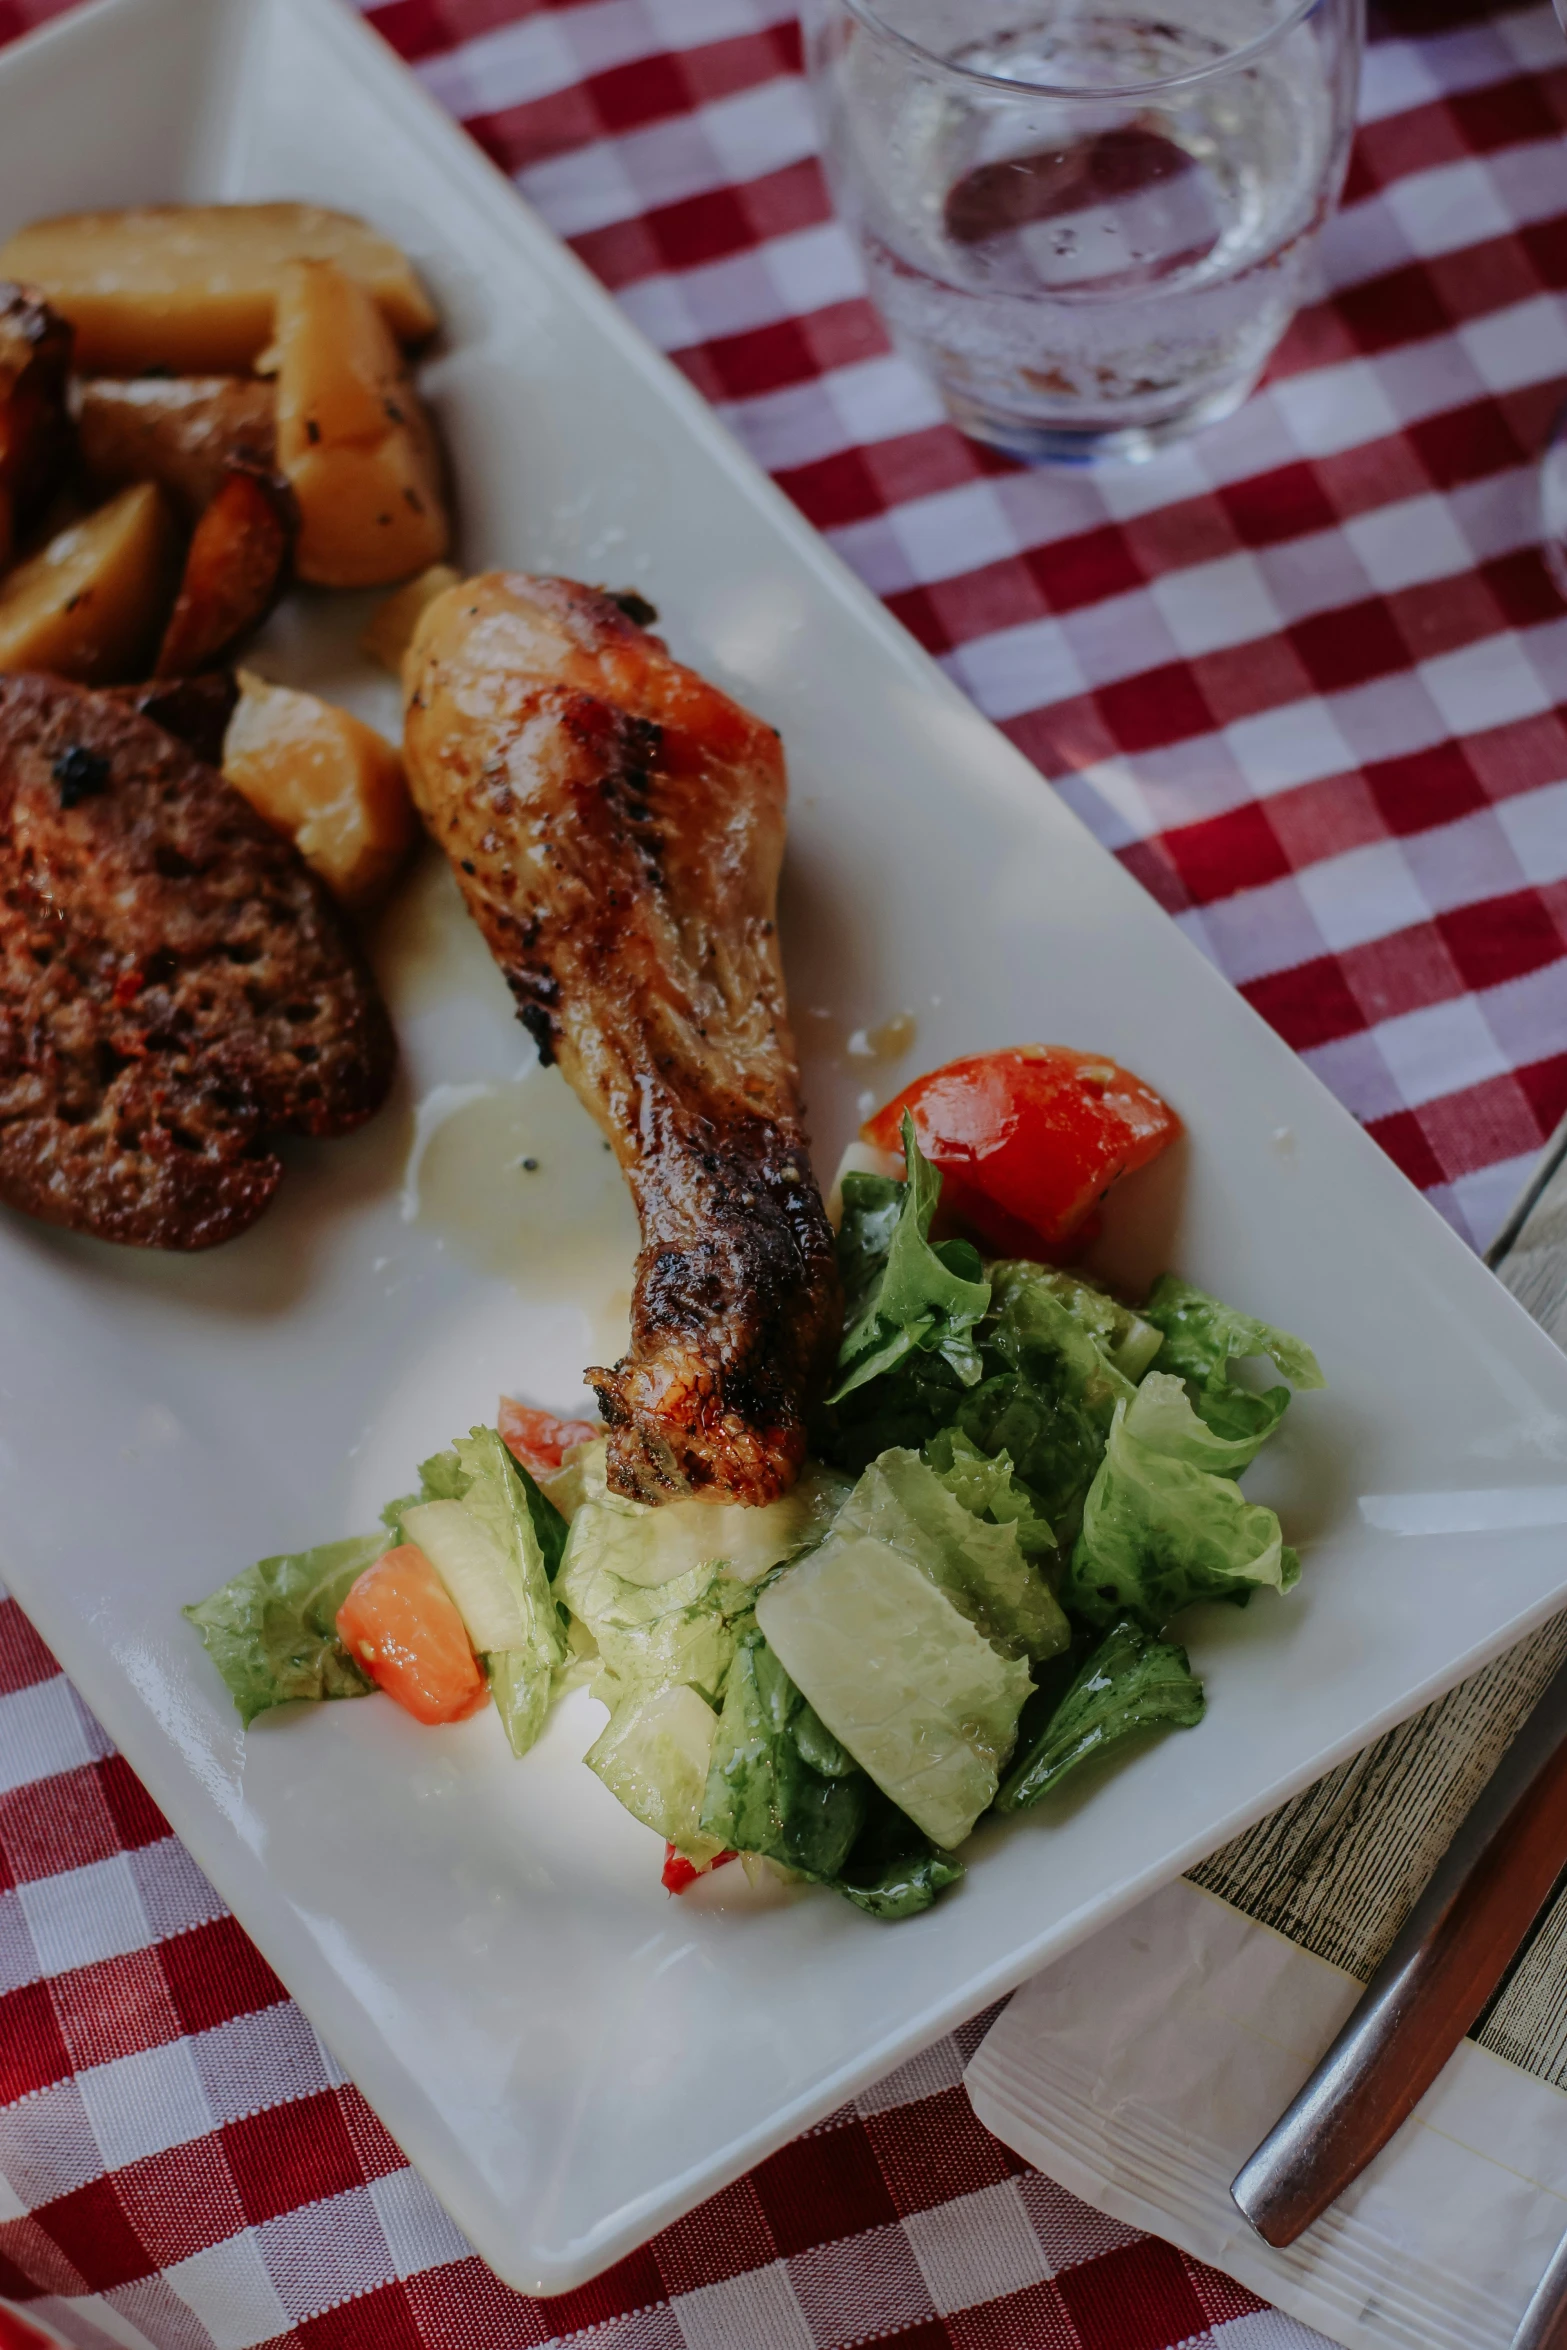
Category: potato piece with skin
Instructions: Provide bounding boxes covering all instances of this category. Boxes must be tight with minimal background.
[0,483,179,683]
[275,259,449,589]
[155,465,297,678]
[0,204,437,374]
[223,671,415,909]
[76,376,276,521]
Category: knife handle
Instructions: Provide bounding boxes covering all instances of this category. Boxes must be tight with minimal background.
[1231,1649,1567,2249]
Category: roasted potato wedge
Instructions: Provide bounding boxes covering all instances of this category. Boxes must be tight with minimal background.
[0,204,436,374]
[361,562,463,676]
[77,375,276,521]
[155,465,297,677]
[223,670,415,908]
[0,281,73,557]
[0,482,179,682]
[274,260,449,589]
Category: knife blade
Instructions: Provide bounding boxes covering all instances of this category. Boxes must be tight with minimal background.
[1230,1644,1567,2249]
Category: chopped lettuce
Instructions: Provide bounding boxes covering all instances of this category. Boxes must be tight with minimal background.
[562,1546,751,1715]
[1065,1395,1296,1631]
[828,1117,991,1405]
[585,1680,725,1862]
[757,1518,1033,1851]
[511,1452,571,1582]
[381,1447,471,1543]
[185,1214,1322,1928]
[924,1427,1055,1562]
[559,1439,846,1592]
[184,1535,382,1725]
[1142,1276,1323,1461]
[817,1346,968,1475]
[560,1454,764,1829]
[832,1448,1068,1663]
[987,1264,1136,1435]
[539,1441,599,1522]
[833,1791,966,1919]
[1119,1368,1273,1477]
[446,1427,567,1757]
[489,1651,554,1756]
[996,1618,1205,1812]
[943,1268,1136,1538]
[701,1628,868,1878]
[991,1261,1163,1384]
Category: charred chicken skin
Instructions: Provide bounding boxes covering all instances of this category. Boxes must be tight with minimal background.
[402,573,841,1505]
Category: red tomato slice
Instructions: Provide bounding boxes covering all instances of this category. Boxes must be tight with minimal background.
[336,1545,490,1726]
[497,1396,601,1475]
[865,1045,1181,1257]
[662,1844,737,1895]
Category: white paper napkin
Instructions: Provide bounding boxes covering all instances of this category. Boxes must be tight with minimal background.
[966,1876,1567,2350]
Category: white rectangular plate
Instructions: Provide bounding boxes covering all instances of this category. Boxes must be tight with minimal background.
[3,0,1567,2297]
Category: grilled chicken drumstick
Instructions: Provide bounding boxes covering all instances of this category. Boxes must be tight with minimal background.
[402,573,841,1505]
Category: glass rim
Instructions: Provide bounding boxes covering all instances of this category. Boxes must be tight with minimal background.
[835,0,1324,99]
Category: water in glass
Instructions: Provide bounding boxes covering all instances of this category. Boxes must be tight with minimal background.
[809,0,1362,461]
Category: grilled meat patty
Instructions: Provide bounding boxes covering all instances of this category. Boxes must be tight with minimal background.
[402,573,841,1505]
[0,672,395,1248]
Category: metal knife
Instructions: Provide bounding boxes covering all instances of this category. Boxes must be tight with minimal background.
[1230,1643,1567,2250]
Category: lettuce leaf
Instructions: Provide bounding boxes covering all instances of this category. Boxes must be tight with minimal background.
[827,1117,991,1405]
[511,1453,570,1581]
[381,1446,473,1544]
[184,1535,381,1725]
[996,1618,1205,1812]
[1119,1369,1273,1477]
[924,1427,1055,1562]
[1142,1276,1323,1460]
[941,1269,1136,1538]
[701,1630,965,1919]
[1064,1394,1296,1631]
[585,1681,726,1862]
[990,1261,1163,1384]
[558,1439,844,1593]
[700,1628,868,1878]
[816,1346,968,1474]
[452,1426,567,1757]
[987,1264,1137,1433]
[563,1548,751,1715]
[832,1447,1068,1664]
[831,1790,966,1919]
[756,1496,1034,1850]
[560,1467,761,1843]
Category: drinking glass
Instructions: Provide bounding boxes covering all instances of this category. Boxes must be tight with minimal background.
[804,0,1364,462]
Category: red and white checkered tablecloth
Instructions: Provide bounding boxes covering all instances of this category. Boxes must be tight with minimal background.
[1,0,1565,2342]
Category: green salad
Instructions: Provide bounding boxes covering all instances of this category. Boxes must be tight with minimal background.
[186,1117,1322,1920]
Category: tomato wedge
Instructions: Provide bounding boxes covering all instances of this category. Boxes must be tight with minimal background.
[497,1396,601,1476]
[662,1844,737,1895]
[865,1045,1181,1257]
[336,1544,489,1726]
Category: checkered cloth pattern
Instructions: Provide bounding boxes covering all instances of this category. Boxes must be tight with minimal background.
[0,0,1563,2339]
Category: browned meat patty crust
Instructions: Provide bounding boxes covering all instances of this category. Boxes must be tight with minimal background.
[0,671,395,1248]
